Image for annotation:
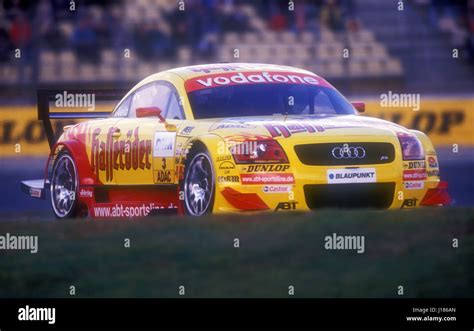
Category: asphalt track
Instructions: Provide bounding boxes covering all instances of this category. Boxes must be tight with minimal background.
[0,147,472,220]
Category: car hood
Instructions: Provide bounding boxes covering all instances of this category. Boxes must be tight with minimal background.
[190,114,411,141]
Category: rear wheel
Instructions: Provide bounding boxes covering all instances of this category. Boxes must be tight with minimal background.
[50,152,79,219]
[183,148,215,216]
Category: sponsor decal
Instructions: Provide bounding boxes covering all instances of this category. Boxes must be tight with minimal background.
[156,170,173,183]
[275,201,298,211]
[427,169,440,177]
[153,132,176,157]
[188,63,294,74]
[403,169,427,180]
[426,170,439,177]
[403,161,426,170]
[79,188,93,198]
[263,185,292,193]
[216,155,232,162]
[403,181,424,190]
[185,71,332,92]
[29,187,42,198]
[91,202,175,218]
[219,161,235,170]
[327,168,376,184]
[264,122,324,138]
[91,127,152,181]
[180,126,194,135]
[218,175,240,183]
[241,173,295,184]
[174,146,189,162]
[401,198,418,208]
[188,64,243,73]
[428,156,438,168]
[209,121,255,131]
[331,144,366,159]
[244,164,290,172]
[175,164,184,180]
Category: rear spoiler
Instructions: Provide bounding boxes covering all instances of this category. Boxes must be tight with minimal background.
[21,89,127,199]
[38,89,127,149]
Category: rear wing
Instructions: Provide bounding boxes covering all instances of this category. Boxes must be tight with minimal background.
[38,89,128,149]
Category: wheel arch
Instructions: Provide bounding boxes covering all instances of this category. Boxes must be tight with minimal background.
[184,134,225,160]
[49,139,97,185]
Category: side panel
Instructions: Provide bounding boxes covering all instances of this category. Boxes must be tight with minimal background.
[105,119,157,185]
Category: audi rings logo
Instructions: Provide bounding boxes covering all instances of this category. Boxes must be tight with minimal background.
[331,144,366,159]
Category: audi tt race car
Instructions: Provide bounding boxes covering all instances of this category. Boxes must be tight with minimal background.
[21,63,450,219]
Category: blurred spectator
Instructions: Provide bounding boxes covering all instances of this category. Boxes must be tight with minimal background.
[196,33,217,59]
[9,13,32,50]
[37,3,65,52]
[293,1,307,32]
[0,26,11,63]
[464,0,474,62]
[134,21,172,61]
[187,1,218,49]
[41,24,66,52]
[268,4,288,31]
[107,6,131,51]
[72,15,100,64]
[424,0,474,63]
[35,0,65,52]
[8,12,34,85]
[219,3,249,32]
[3,0,34,19]
[320,0,344,31]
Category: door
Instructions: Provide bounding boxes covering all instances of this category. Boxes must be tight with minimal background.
[113,81,184,186]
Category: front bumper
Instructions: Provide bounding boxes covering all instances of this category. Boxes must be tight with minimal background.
[215,136,451,212]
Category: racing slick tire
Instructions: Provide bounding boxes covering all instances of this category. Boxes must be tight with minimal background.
[182,146,215,216]
[50,151,79,219]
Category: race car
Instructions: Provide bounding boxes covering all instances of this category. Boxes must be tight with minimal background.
[21,63,450,219]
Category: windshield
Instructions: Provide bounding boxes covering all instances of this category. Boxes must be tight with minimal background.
[187,84,356,119]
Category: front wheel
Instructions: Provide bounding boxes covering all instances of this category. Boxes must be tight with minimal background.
[183,149,215,216]
[50,151,79,219]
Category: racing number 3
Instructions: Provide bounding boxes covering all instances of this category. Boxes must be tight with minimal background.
[153,132,176,184]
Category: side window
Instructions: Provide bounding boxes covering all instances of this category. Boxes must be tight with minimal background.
[165,92,183,120]
[313,90,335,114]
[129,83,172,118]
[113,95,131,117]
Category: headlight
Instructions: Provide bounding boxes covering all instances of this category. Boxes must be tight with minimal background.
[397,132,424,160]
[230,139,288,164]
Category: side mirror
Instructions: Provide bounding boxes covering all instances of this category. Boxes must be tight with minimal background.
[351,102,365,113]
[136,107,166,122]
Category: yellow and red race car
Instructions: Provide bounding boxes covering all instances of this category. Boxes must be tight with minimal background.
[22,63,450,218]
